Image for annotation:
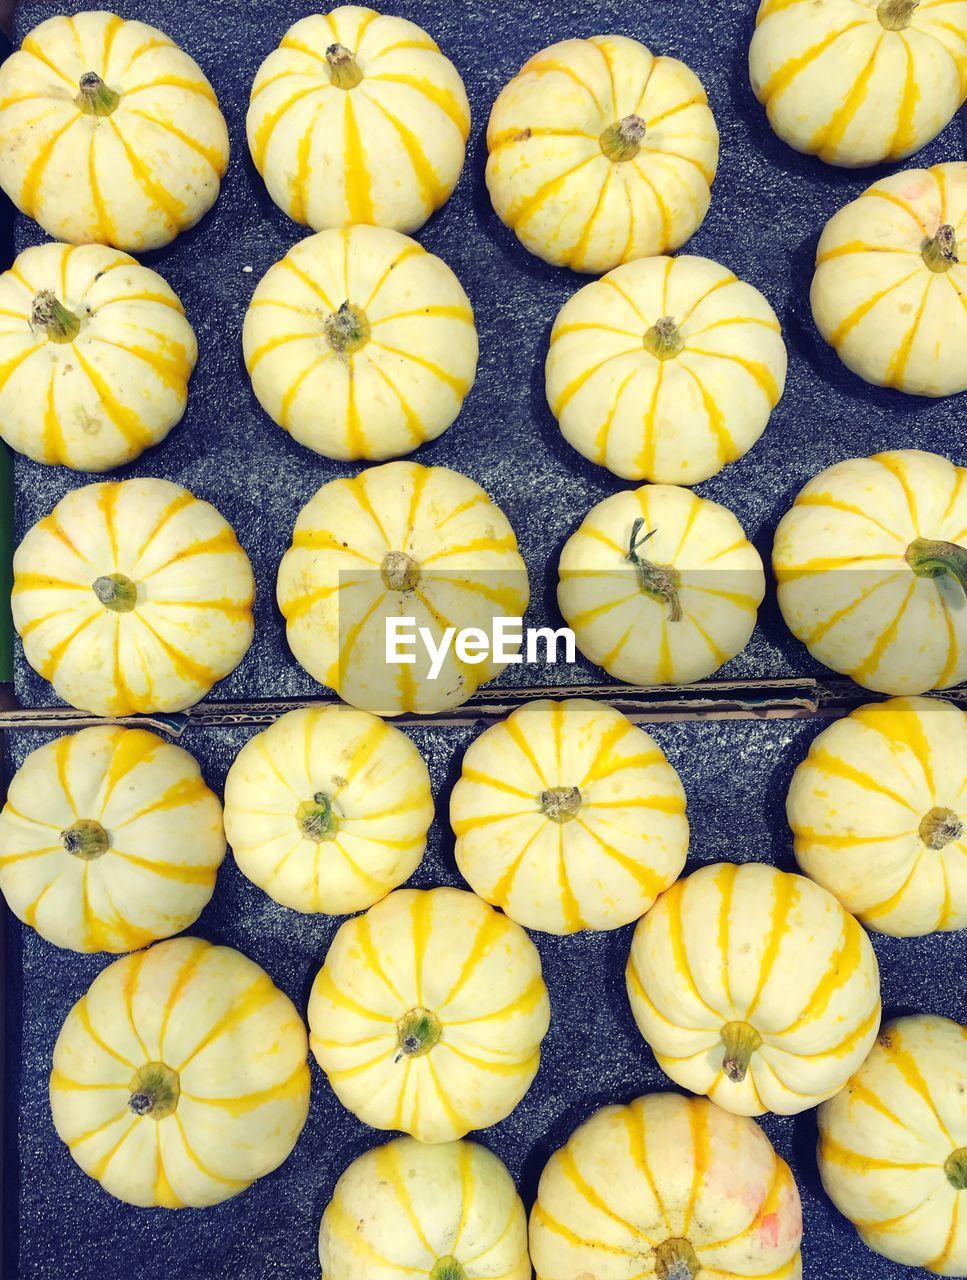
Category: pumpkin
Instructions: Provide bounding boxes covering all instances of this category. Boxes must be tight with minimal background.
[0,241,196,471]
[0,11,228,250]
[277,461,529,716]
[485,35,718,273]
[530,1093,803,1280]
[320,1136,529,1280]
[811,163,967,397]
[818,1014,967,1275]
[558,484,765,686]
[546,254,786,483]
[50,936,310,1208]
[242,225,477,461]
[788,695,967,937]
[749,0,967,169]
[626,862,881,1117]
[307,887,550,1142]
[450,697,689,934]
[0,726,224,953]
[13,478,255,716]
[247,5,469,235]
[774,449,967,695]
[223,705,433,914]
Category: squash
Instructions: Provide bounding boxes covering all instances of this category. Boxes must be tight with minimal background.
[558,484,765,686]
[818,1014,967,1275]
[530,1093,803,1280]
[486,36,718,273]
[749,0,967,169]
[811,163,967,397]
[320,1136,529,1280]
[13,478,255,716]
[774,449,967,695]
[546,254,786,483]
[0,12,228,250]
[626,862,881,1116]
[450,697,688,934]
[0,241,196,471]
[788,696,967,937]
[308,886,550,1142]
[223,705,433,914]
[247,5,469,235]
[242,225,477,461]
[50,936,310,1208]
[0,726,224,953]
[277,461,529,716]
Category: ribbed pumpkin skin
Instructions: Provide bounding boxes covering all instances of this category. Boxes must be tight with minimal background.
[50,937,311,1208]
[320,1137,530,1280]
[811,164,967,397]
[818,1015,967,1275]
[0,242,196,471]
[558,485,765,685]
[749,0,966,168]
[626,863,882,1116]
[0,727,224,953]
[788,696,967,937]
[774,450,967,695]
[547,255,786,483]
[247,5,469,234]
[0,12,228,250]
[308,887,550,1143]
[223,705,433,914]
[13,478,255,715]
[451,698,689,934]
[486,36,718,273]
[242,226,477,460]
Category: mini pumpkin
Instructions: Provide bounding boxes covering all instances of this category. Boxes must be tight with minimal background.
[0,11,228,250]
[558,484,765,686]
[811,163,967,397]
[547,254,786,483]
[626,862,881,1116]
[50,936,310,1208]
[243,226,477,460]
[248,6,469,234]
[774,449,967,694]
[451,698,688,934]
[308,887,550,1143]
[486,35,718,273]
[13,478,255,715]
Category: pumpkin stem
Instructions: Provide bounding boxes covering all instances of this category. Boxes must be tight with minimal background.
[600,114,646,162]
[326,43,363,90]
[92,573,138,613]
[721,1021,763,1084]
[643,316,685,361]
[324,300,370,355]
[541,786,582,822]
[905,538,967,598]
[297,792,338,841]
[396,1007,442,1061]
[627,519,683,622]
[922,224,959,274]
[31,290,80,343]
[877,0,919,29]
[76,70,121,116]
[654,1238,702,1280]
[128,1062,180,1120]
[430,1259,466,1280]
[60,819,110,860]
[945,1148,967,1190]
[381,550,421,593]
[920,806,963,850]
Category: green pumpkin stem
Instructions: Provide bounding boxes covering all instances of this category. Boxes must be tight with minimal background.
[721,1021,763,1084]
[128,1062,180,1120]
[76,71,121,116]
[396,1007,442,1062]
[922,225,959,274]
[92,573,138,613]
[297,792,338,841]
[945,1148,967,1190]
[643,316,685,361]
[877,0,919,29]
[906,538,967,597]
[31,290,81,343]
[326,43,363,90]
[430,1259,466,1280]
[325,300,371,354]
[600,114,646,162]
[541,786,582,823]
[60,819,110,860]
[627,519,683,622]
[654,1238,702,1280]
[919,806,963,850]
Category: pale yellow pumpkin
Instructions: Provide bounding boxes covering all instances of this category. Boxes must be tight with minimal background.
[242,226,477,460]
[774,449,967,694]
[13,478,255,715]
[788,696,967,936]
[547,255,786,483]
[626,862,881,1116]
[818,1014,967,1275]
[223,705,432,914]
[531,1093,803,1280]
[248,5,469,234]
[451,698,688,934]
[50,936,310,1208]
[486,36,718,273]
[308,887,550,1143]
[558,485,765,686]
[0,12,229,250]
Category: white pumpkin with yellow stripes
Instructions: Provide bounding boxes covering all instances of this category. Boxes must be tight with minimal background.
[243,226,477,460]
[248,5,469,234]
[50,936,310,1207]
[308,887,550,1143]
[547,255,786,483]
[626,862,881,1117]
[0,11,228,250]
